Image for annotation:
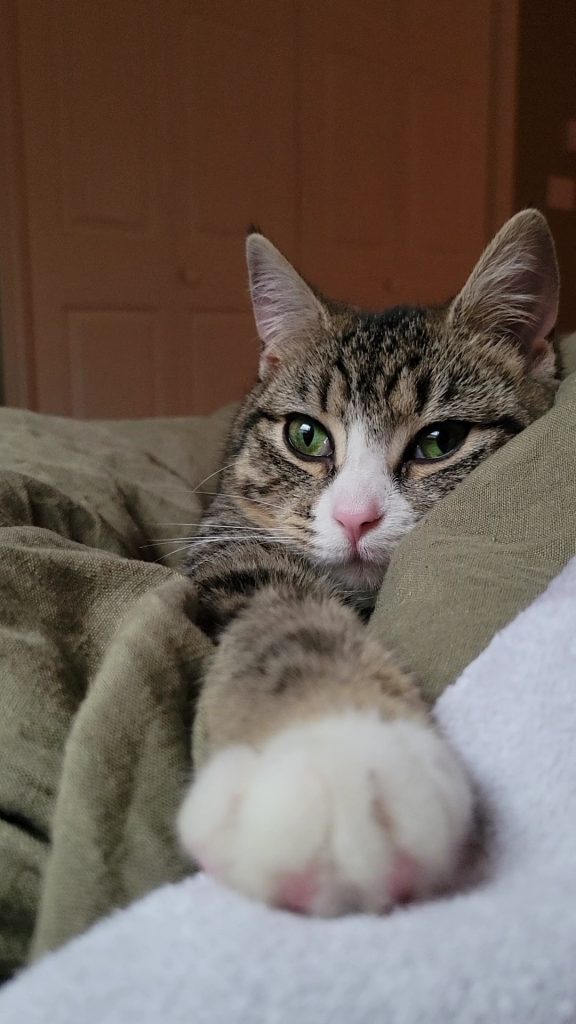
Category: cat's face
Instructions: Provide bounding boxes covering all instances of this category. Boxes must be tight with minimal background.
[224,211,559,590]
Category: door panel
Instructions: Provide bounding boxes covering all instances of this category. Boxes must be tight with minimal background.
[300,0,494,308]
[67,309,158,418]
[57,2,154,231]
[2,0,515,417]
[17,0,170,415]
[176,0,297,319]
[299,0,407,307]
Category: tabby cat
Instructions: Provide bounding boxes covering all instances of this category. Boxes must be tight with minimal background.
[177,210,559,916]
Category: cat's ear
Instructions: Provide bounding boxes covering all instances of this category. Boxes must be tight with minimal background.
[449,209,559,364]
[246,232,327,377]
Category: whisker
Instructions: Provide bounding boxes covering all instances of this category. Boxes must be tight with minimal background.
[144,487,303,517]
[144,532,296,559]
[192,491,292,513]
[187,538,294,574]
[144,526,297,542]
[190,462,236,496]
[152,544,196,563]
[128,482,208,497]
[140,532,291,550]
[129,478,286,511]
[187,535,294,548]
[149,523,296,533]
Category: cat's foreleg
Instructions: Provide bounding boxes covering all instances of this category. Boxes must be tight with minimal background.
[178,587,473,916]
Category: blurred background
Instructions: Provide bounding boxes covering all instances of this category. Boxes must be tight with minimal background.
[0,0,574,419]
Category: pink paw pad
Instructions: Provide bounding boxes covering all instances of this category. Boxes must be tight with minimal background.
[386,851,419,905]
[275,867,318,914]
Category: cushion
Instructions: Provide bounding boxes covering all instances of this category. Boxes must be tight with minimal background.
[372,338,576,700]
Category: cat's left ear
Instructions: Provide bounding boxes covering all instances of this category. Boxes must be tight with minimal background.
[246,232,327,378]
[449,209,559,366]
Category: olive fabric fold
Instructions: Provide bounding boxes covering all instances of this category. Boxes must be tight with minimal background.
[372,348,576,701]
[0,338,574,978]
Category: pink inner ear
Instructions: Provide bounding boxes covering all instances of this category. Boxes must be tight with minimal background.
[539,298,558,343]
[259,349,282,379]
[529,335,551,365]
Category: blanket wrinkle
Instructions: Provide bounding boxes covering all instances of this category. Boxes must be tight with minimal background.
[0,406,234,980]
[0,342,575,983]
[2,557,575,1023]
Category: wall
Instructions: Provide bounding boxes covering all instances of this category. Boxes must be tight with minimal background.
[515,0,576,332]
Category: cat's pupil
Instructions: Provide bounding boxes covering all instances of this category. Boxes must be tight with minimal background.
[301,423,314,448]
[414,421,469,461]
[286,415,333,459]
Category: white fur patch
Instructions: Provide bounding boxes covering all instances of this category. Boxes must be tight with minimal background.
[312,420,414,584]
[177,711,474,917]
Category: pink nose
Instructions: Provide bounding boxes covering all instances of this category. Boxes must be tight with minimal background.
[334,502,383,545]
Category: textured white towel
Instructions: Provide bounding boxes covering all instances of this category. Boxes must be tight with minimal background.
[2,559,576,1024]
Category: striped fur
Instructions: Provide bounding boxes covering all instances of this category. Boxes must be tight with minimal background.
[186,210,559,658]
[178,211,559,916]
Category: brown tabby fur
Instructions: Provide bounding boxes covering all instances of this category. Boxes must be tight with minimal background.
[185,210,559,765]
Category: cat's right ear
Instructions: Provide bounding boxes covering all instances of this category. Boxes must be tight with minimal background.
[246,233,326,378]
[449,209,559,365]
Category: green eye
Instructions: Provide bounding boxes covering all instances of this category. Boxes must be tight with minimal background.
[285,415,333,460]
[412,421,469,461]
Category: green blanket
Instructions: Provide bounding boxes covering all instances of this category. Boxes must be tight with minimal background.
[1,344,576,980]
[0,407,234,979]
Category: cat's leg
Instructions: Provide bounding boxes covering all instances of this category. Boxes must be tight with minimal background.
[178,587,473,916]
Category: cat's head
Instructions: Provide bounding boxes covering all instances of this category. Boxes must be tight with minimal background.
[224,210,559,589]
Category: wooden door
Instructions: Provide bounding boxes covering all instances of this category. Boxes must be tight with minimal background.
[168,0,298,415]
[2,0,297,417]
[300,0,515,307]
[0,0,517,418]
[12,0,180,417]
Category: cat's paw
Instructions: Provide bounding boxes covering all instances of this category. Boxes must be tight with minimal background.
[177,711,474,916]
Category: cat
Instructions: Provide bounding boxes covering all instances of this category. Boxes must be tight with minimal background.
[177,209,559,916]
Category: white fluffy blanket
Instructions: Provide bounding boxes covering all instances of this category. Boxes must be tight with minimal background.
[2,559,576,1024]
